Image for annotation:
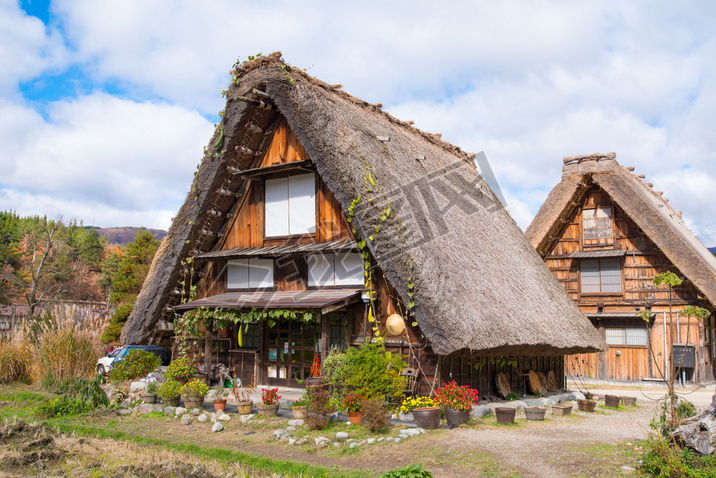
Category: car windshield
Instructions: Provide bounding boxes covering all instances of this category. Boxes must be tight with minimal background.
[108,348,124,358]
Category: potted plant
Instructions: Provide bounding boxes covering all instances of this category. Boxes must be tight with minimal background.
[291,395,309,419]
[401,396,441,429]
[233,379,255,415]
[435,381,479,426]
[164,357,200,384]
[180,378,209,409]
[212,385,229,412]
[156,380,182,407]
[142,382,158,403]
[341,393,365,425]
[256,387,281,417]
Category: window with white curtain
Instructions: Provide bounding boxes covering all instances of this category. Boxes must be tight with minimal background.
[227,258,274,289]
[265,173,316,237]
[583,206,613,240]
[307,252,363,287]
[605,327,647,346]
[581,258,621,293]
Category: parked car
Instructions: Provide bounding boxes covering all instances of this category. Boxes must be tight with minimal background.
[96,345,171,376]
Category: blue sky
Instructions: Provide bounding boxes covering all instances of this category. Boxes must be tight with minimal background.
[2,1,716,246]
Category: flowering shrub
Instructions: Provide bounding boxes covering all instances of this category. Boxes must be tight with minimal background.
[435,381,479,412]
[164,357,199,382]
[341,393,365,413]
[180,378,209,397]
[156,380,181,400]
[261,387,281,405]
[398,396,439,413]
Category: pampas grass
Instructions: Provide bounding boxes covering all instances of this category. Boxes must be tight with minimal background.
[0,341,32,384]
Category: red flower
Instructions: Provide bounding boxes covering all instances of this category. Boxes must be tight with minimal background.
[261,387,281,405]
[435,381,479,412]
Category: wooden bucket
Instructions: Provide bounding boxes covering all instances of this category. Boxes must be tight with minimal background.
[621,396,637,406]
[604,395,621,408]
[524,407,547,421]
[495,407,516,425]
[577,399,596,412]
[551,404,572,416]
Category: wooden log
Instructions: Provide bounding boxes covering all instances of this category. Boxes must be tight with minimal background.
[673,391,716,454]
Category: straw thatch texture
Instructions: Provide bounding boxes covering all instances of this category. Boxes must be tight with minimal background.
[526,157,716,306]
[122,53,603,355]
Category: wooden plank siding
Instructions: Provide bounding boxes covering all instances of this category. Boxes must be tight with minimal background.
[546,187,715,383]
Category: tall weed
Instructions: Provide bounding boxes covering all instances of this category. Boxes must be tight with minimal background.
[0,341,32,384]
[36,328,98,389]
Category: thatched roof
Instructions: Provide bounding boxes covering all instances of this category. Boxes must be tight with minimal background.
[526,153,716,306]
[122,52,603,355]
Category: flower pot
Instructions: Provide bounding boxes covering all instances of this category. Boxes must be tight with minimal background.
[256,403,279,417]
[551,404,572,416]
[291,405,308,419]
[412,407,441,429]
[183,394,205,409]
[577,399,596,412]
[213,399,227,412]
[142,393,157,403]
[348,411,364,425]
[445,407,470,426]
[621,396,637,406]
[236,401,253,415]
[495,407,516,425]
[164,396,180,407]
[604,395,621,408]
[524,406,547,421]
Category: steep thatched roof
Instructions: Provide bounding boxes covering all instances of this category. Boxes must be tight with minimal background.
[526,153,716,306]
[122,52,603,355]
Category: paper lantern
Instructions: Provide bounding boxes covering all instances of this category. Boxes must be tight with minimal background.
[386,313,406,335]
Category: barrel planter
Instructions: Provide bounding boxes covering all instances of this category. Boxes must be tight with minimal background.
[412,407,441,429]
[256,403,279,417]
[604,395,621,408]
[551,404,572,416]
[142,393,157,404]
[524,407,547,421]
[621,396,637,406]
[164,396,181,407]
[445,407,470,426]
[183,394,204,409]
[292,405,308,419]
[495,407,516,425]
[577,399,596,412]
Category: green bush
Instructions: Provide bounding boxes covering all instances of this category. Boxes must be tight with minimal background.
[164,356,199,382]
[639,437,716,477]
[36,376,109,417]
[100,304,133,344]
[332,342,407,401]
[180,378,209,397]
[650,395,697,437]
[37,328,98,390]
[156,380,181,400]
[108,349,161,382]
[382,463,433,478]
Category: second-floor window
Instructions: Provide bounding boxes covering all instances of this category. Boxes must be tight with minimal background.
[227,258,274,289]
[307,252,364,287]
[583,206,613,242]
[265,173,316,237]
[580,258,621,294]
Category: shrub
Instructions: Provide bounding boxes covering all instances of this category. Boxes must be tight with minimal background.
[36,376,109,417]
[146,382,157,394]
[164,356,199,382]
[332,342,407,401]
[305,382,331,430]
[110,386,130,407]
[108,349,161,382]
[363,399,390,433]
[639,437,716,477]
[156,380,181,400]
[100,304,133,344]
[650,395,697,437]
[434,381,479,411]
[0,341,32,384]
[180,378,209,397]
[37,328,98,389]
[381,463,433,478]
[261,387,280,405]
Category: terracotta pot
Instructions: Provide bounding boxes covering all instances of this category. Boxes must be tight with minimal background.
[577,399,596,412]
[291,405,308,419]
[163,396,180,407]
[551,404,572,416]
[257,403,279,417]
[142,393,157,403]
[183,394,205,409]
[213,399,227,412]
[412,407,441,429]
[621,396,637,406]
[348,411,364,425]
[524,406,547,421]
[445,407,470,426]
[604,395,621,408]
[495,407,516,425]
[236,401,253,415]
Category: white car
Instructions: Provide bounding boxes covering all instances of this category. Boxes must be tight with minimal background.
[96,345,171,376]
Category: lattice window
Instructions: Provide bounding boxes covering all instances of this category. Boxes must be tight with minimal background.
[605,327,647,346]
[583,206,613,240]
[581,258,621,293]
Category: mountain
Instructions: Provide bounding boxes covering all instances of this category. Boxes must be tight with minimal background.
[710,247,716,256]
[96,227,167,246]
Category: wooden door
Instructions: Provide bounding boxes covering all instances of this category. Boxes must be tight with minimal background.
[265,320,317,387]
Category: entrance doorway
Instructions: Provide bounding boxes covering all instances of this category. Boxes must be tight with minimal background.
[265,320,317,387]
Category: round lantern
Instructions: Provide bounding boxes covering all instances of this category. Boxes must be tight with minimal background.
[386,313,406,335]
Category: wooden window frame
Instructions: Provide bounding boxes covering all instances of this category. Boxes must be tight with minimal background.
[581,205,615,248]
[306,252,364,289]
[604,326,648,349]
[263,173,318,240]
[225,258,276,291]
[579,258,623,296]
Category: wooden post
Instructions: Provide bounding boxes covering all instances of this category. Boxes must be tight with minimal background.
[205,321,213,378]
[320,312,328,364]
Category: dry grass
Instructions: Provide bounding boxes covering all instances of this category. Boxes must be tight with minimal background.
[0,341,32,384]
[35,328,98,386]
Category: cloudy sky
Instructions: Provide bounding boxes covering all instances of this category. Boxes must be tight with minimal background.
[2,1,716,246]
